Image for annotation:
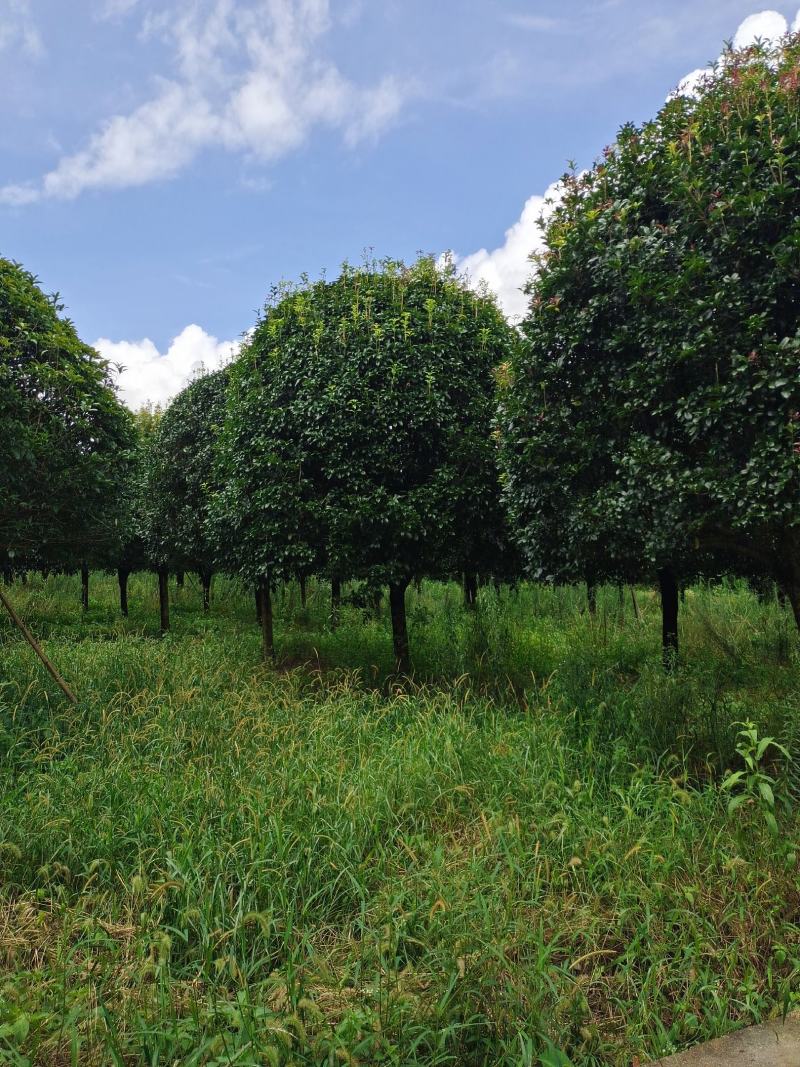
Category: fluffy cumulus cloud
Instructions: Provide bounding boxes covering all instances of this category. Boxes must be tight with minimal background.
[452,182,563,322]
[96,324,240,409]
[674,6,800,98]
[454,7,800,320]
[1,0,406,204]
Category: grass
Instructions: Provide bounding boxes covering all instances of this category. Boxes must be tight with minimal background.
[0,572,798,1065]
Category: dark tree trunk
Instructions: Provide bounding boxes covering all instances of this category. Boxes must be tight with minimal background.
[785,583,800,634]
[158,569,170,633]
[331,577,341,629]
[299,574,307,610]
[2,568,11,587]
[463,570,478,610]
[586,576,597,616]
[81,563,89,612]
[176,571,184,589]
[372,590,382,618]
[259,576,274,662]
[389,580,411,675]
[118,568,130,617]
[658,567,679,670]
[19,571,27,586]
[200,568,212,613]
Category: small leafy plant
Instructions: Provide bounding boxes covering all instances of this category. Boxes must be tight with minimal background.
[722,721,791,835]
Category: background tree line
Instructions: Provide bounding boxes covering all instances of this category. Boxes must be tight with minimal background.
[2,34,799,676]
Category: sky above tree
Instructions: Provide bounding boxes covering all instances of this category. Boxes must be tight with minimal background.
[2,1,799,408]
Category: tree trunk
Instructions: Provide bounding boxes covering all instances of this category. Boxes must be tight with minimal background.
[463,570,478,610]
[255,584,262,624]
[176,571,184,589]
[586,577,597,616]
[81,563,89,612]
[2,568,11,587]
[658,567,679,670]
[259,576,274,662]
[331,577,341,629]
[784,582,800,634]
[630,585,641,622]
[118,568,130,617]
[200,568,212,613]
[389,580,411,675]
[299,574,307,610]
[372,590,382,618]
[158,569,170,633]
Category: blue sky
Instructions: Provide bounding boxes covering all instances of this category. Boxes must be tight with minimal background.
[2,1,798,406]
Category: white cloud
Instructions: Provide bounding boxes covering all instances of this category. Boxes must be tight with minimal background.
[451,182,564,322]
[672,7,800,99]
[0,0,43,57]
[1,0,406,205]
[96,324,240,409]
[732,10,789,48]
[455,7,800,320]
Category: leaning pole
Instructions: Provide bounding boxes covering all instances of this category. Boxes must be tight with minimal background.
[0,587,78,704]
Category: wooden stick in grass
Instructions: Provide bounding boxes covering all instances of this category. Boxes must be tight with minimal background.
[0,587,78,704]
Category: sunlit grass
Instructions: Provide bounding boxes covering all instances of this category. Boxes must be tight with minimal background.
[0,573,798,1065]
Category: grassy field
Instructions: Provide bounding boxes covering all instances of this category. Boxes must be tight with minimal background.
[0,573,798,1066]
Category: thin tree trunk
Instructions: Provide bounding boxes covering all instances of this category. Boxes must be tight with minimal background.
[2,568,11,587]
[158,569,170,633]
[331,577,341,629]
[259,576,274,662]
[176,571,184,589]
[785,583,800,634]
[299,574,307,610]
[372,590,382,618]
[389,580,411,675]
[586,577,597,616]
[81,563,89,612]
[630,585,641,622]
[463,570,478,610]
[118,568,130,617]
[658,567,679,670]
[200,569,212,613]
[0,587,77,703]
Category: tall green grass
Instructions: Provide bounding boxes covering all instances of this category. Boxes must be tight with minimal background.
[0,573,797,1065]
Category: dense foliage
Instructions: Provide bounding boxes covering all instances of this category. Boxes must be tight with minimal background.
[214,257,514,670]
[144,369,229,607]
[500,35,800,656]
[0,259,134,569]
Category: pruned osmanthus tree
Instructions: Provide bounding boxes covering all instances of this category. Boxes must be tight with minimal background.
[113,405,162,619]
[213,256,515,673]
[0,256,134,697]
[143,368,230,627]
[500,32,800,667]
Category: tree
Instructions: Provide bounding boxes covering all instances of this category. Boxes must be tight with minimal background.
[144,369,230,613]
[500,33,800,663]
[0,257,134,573]
[114,407,162,618]
[214,257,514,672]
